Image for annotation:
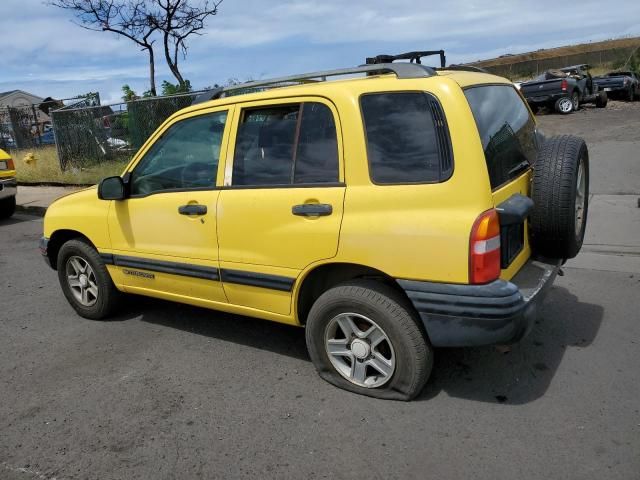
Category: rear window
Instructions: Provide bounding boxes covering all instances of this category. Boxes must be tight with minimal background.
[360,92,452,184]
[464,85,537,189]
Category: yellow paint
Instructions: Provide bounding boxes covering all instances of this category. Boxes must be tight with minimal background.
[43,69,532,326]
[0,148,16,179]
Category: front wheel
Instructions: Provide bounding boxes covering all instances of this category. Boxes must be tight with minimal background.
[305,280,432,401]
[57,239,121,319]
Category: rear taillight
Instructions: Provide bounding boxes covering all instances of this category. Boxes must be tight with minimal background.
[1,157,14,170]
[560,79,568,91]
[469,209,501,284]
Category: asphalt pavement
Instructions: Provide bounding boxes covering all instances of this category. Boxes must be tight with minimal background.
[1,102,639,479]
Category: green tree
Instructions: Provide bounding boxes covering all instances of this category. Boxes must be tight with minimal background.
[161,79,192,96]
[121,84,139,102]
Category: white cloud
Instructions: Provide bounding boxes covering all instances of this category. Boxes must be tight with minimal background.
[1,0,639,100]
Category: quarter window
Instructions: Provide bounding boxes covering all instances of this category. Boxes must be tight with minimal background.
[231,102,339,186]
[130,111,227,196]
[464,85,537,189]
[360,92,451,184]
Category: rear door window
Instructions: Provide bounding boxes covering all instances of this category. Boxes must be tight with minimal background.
[231,102,339,186]
[464,85,537,189]
[360,92,452,184]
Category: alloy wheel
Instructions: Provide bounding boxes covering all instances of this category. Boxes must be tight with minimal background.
[324,312,396,388]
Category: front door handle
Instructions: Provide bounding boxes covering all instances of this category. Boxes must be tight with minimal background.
[292,203,332,216]
[178,204,207,215]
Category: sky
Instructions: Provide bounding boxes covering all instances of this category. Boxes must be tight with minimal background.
[1,0,639,105]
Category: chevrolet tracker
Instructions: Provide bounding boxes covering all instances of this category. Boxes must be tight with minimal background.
[40,51,589,400]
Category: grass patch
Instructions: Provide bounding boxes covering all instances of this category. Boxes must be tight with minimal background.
[10,146,129,185]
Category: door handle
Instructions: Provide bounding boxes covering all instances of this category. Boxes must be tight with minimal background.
[292,203,332,216]
[178,204,207,215]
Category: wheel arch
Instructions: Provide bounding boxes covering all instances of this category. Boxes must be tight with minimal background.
[47,229,97,270]
[295,262,414,325]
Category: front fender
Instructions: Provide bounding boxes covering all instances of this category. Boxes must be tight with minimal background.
[44,186,112,254]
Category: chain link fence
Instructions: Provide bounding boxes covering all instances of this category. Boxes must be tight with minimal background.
[1,102,55,151]
[51,90,209,170]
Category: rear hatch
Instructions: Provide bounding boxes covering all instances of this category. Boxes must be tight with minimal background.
[464,85,538,280]
[520,78,564,101]
[593,76,625,90]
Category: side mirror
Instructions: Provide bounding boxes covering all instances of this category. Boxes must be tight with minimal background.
[98,176,125,200]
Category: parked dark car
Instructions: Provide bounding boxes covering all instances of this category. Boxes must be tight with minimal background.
[521,64,608,114]
[593,71,639,101]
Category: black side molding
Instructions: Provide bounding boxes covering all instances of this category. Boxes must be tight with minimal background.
[104,254,220,281]
[220,269,295,292]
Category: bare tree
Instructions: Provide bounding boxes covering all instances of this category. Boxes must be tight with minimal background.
[151,0,222,89]
[48,0,160,96]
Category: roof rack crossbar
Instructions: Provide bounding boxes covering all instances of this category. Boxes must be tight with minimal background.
[192,63,435,105]
[366,50,446,68]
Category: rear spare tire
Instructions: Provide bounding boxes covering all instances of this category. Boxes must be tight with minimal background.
[530,135,589,260]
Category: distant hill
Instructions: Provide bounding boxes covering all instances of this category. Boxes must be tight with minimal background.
[468,37,640,80]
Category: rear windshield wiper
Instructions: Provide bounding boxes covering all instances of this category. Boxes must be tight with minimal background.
[508,160,531,177]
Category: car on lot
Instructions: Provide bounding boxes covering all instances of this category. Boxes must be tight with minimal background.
[40,52,590,400]
[593,70,639,101]
[521,64,607,114]
[0,148,17,219]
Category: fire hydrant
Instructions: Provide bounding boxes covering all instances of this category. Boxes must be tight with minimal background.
[23,152,37,167]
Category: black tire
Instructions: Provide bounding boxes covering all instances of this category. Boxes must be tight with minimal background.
[305,280,432,401]
[627,86,635,102]
[571,91,580,111]
[530,135,589,260]
[595,91,608,108]
[57,239,121,319]
[554,96,574,114]
[0,196,16,219]
[529,104,539,115]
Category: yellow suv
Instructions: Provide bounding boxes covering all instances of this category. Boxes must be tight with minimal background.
[0,148,17,219]
[41,52,589,400]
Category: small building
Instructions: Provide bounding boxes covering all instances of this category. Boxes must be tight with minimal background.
[0,90,52,127]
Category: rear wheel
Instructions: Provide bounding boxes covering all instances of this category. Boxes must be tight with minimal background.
[0,196,16,219]
[57,239,121,319]
[627,86,635,102]
[530,135,589,260]
[555,96,574,114]
[595,91,608,108]
[305,280,432,401]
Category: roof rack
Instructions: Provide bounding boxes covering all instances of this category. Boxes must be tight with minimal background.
[439,64,490,74]
[366,50,446,68]
[192,63,436,105]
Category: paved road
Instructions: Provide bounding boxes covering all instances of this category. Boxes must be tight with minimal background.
[1,104,639,480]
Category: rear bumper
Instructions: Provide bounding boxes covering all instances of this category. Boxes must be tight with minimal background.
[526,93,567,105]
[397,257,561,347]
[0,177,17,200]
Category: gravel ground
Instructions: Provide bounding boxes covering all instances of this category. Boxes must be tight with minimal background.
[1,101,639,480]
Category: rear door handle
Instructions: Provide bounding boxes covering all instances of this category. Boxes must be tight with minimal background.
[178,204,207,215]
[292,203,332,216]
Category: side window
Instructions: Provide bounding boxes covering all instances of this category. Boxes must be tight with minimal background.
[130,111,227,196]
[360,92,452,184]
[464,85,537,189]
[231,102,339,186]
